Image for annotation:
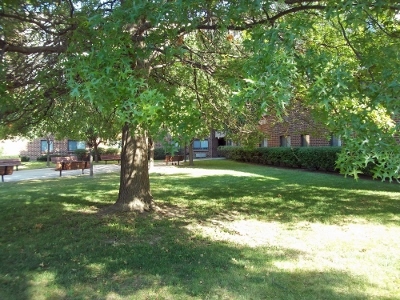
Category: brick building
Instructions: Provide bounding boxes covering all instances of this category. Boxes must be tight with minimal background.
[0,105,344,161]
[18,137,88,160]
[158,104,339,159]
[258,107,340,148]
[154,130,226,159]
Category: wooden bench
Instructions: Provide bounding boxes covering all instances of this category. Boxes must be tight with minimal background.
[51,156,90,177]
[51,156,77,165]
[0,159,23,171]
[100,154,121,164]
[0,165,14,182]
[165,155,184,165]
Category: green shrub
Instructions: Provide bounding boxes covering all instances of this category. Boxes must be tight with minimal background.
[217,146,244,160]
[298,147,341,171]
[96,147,106,155]
[74,149,89,161]
[37,154,67,162]
[218,146,341,172]
[362,161,376,177]
[97,147,120,155]
[104,148,120,155]
[36,155,49,162]
[153,147,166,160]
[20,156,30,162]
[258,147,300,167]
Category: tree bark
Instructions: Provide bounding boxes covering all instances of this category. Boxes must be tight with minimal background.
[89,147,94,177]
[148,136,154,170]
[93,142,99,163]
[112,123,153,212]
[188,139,194,166]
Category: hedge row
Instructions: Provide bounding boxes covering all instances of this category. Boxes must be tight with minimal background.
[217,146,342,172]
[153,148,166,160]
[96,147,120,155]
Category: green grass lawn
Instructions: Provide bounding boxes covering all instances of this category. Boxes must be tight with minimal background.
[19,161,52,170]
[0,158,50,171]
[0,160,399,299]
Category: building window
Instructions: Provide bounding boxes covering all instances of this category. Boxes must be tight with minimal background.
[68,140,86,151]
[280,135,291,147]
[226,140,234,146]
[193,139,209,150]
[260,138,268,147]
[330,135,341,147]
[40,140,53,153]
[301,134,310,147]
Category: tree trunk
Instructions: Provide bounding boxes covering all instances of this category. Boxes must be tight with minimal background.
[189,139,194,166]
[148,136,154,170]
[93,142,99,163]
[112,123,153,212]
[89,147,94,176]
[184,141,187,162]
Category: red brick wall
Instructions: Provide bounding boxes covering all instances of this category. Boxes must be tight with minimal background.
[259,103,331,147]
[20,137,71,160]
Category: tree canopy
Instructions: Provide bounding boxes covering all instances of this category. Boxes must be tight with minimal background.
[1,1,399,210]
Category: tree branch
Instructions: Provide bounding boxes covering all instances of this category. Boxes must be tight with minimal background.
[0,39,67,54]
[152,46,215,74]
[337,18,362,61]
[188,4,326,32]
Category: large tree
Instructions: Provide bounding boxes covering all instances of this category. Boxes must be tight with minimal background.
[1,1,399,212]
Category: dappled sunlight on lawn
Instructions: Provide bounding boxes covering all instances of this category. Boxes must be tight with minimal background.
[186,218,400,298]
[27,272,68,299]
[2,159,399,299]
[151,165,279,180]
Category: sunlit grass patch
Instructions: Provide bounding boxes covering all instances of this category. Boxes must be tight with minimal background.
[185,217,400,297]
[152,161,400,225]
[19,161,51,170]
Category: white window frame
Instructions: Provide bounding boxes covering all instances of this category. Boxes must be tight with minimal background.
[280,135,291,147]
[40,140,54,153]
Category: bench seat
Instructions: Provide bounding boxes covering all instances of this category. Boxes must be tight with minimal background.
[51,156,78,163]
[0,159,22,171]
[51,156,90,176]
[0,165,14,182]
[165,155,184,165]
[100,154,121,164]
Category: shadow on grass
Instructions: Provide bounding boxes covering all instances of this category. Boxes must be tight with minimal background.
[152,171,400,225]
[0,161,399,299]
[0,197,384,300]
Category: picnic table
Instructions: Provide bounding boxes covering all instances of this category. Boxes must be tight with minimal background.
[0,159,22,170]
[165,155,184,165]
[0,165,14,182]
[0,159,23,182]
[51,156,90,177]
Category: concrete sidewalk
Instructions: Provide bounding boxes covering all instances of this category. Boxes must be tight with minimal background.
[1,158,225,183]
[2,164,121,183]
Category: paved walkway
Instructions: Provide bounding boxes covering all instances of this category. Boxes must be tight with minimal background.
[2,164,122,182]
[1,158,225,183]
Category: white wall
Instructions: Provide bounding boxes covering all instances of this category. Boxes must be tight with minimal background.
[0,138,29,157]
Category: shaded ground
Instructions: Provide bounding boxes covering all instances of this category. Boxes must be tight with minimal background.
[1,159,399,299]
